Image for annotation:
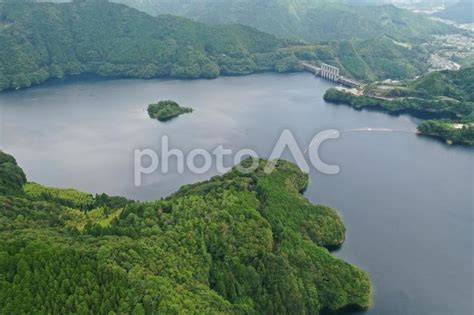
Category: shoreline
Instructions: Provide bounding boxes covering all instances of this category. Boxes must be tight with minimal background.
[0,68,306,95]
[323,87,474,146]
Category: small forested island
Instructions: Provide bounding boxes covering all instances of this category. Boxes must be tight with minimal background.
[324,67,474,145]
[0,151,371,314]
[147,100,193,121]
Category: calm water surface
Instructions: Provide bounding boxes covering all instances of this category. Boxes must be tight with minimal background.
[0,73,472,314]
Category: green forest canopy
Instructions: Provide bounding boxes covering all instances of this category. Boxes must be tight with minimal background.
[147,100,193,121]
[0,0,302,91]
[112,0,458,43]
[0,0,441,91]
[288,35,433,81]
[0,151,371,314]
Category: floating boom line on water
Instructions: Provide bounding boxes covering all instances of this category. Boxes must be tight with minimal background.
[341,127,418,134]
[303,127,419,155]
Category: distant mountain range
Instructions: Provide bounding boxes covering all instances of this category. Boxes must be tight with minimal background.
[111,0,457,43]
[0,1,300,91]
[433,0,473,24]
[31,0,462,43]
[0,0,441,92]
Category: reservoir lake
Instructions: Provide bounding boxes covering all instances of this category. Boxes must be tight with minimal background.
[0,73,472,315]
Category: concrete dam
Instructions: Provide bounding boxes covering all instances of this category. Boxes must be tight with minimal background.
[302,62,361,88]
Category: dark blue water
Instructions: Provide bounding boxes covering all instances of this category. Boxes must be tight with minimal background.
[0,73,472,314]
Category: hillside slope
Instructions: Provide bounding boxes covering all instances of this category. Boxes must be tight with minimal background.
[0,1,438,91]
[290,35,431,81]
[0,151,371,314]
[0,1,300,91]
[113,0,458,43]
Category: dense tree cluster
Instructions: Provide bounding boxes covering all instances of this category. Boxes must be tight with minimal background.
[408,67,474,102]
[418,120,474,145]
[324,88,470,118]
[0,1,304,92]
[112,0,457,43]
[0,151,371,314]
[147,100,193,122]
[0,152,26,195]
[0,0,446,93]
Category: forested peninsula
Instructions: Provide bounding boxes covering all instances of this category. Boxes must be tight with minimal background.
[324,67,474,145]
[0,151,371,314]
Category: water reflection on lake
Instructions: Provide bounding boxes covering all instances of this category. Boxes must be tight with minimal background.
[0,73,472,315]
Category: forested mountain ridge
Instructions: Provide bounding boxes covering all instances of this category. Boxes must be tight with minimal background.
[0,151,371,314]
[0,1,304,91]
[0,0,439,91]
[112,0,458,43]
